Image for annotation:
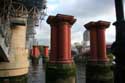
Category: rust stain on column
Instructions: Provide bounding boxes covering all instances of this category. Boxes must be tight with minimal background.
[96,21,110,62]
[84,22,98,62]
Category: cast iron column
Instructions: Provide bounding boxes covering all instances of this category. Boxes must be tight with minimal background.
[46,14,76,83]
[31,45,40,65]
[84,22,98,63]
[32,46,40,57]
[84,21,113,83]
[57,14,75,64]
[47,16,57,63]
[43,46,49,57]
[96,21,110,62]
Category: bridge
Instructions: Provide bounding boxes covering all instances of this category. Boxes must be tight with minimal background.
[0,0,47,82]
[0,0,125,83]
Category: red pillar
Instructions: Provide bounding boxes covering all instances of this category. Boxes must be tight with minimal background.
[57,22,72,63]
[47,14,76,64]
[96,21,110,62]
[43,46,49,57]
[84,22,98,62]
[47,16,57,63]
[56,14,76,64]
[32,45,40,58]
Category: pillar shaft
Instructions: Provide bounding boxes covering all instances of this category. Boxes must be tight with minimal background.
[31,46,40,65]
[46,14,76,83]
[47,15,76,64]
[46,16,57,63]
[32,46,40,58]
[58,22,72,63]
[84,21,113,83]
[68,26,72,60]
[43,46,49,57]
[96,21,110,62]
[84,22,98,62]
[90,29,98,62]
[97,29,107,61]
[50,24,57,63]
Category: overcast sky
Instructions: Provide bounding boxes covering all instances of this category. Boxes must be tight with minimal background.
[35,0,120,46]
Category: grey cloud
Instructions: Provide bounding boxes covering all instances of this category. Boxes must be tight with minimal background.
[36,0,120,45]
[59,0,115,18]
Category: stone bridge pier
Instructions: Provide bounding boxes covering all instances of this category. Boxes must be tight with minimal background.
[84,21,114,83]
[0,17,29,83]
[46,14,76,83]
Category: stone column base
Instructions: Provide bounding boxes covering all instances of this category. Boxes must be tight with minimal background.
[86,62,114,83]
[46,63,76,83]
[0,74,27,83]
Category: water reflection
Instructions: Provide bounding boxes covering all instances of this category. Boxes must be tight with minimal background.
[76,63,86,83]
[28,58,45,83]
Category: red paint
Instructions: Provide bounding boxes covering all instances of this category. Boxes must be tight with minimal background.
[96,21,110,62]
[43,46,49,57]
[84,22,98,62]
[47,14,76,64]
[68,26,72,61]
[49,24,58,63]
[32,46,40,58]
[97,29,107,61]
[58,22,72,63]
[84,21,110,63]
[90,29,98,62]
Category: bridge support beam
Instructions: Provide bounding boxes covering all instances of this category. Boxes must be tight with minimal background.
[84,21,113,83]
[0,17,29,83]
[46,14,76,83]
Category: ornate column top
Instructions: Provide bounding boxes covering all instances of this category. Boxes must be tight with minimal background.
[47,14,76,25]
[84,21,110,30]
[84,21,96,30]
[96,21,110,29]
[46,16,55,24]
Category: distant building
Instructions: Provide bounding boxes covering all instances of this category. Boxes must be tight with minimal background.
[83,30,90,51]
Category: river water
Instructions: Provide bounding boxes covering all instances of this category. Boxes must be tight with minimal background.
[28,58,85,83]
